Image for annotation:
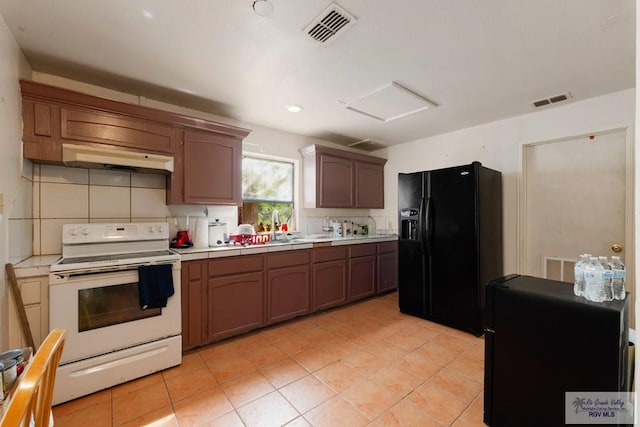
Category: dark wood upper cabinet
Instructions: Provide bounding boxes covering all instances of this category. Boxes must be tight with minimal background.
[318,154,354,208]
[300,144,387,209]
[60,107,175,153]
[355,161,385,208]
[20,80,251,206]
[22,98,62,162]
[179,129,241,205]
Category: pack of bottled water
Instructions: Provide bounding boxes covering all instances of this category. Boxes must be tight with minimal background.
[573,254,625,302]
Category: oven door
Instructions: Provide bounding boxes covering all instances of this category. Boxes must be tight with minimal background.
[50,263,181,364]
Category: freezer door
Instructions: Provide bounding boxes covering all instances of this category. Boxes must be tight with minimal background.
[428,164,480,333]
[398,172,428,317]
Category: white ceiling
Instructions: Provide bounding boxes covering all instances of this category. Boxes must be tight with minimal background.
[0,0,635,148]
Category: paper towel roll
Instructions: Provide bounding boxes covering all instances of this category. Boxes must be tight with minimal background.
[194,218,209,249]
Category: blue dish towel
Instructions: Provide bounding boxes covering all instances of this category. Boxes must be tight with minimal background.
[138,264,174,309]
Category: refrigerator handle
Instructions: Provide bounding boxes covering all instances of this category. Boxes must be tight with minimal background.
[424,197,432,252]
[418,197,426,252]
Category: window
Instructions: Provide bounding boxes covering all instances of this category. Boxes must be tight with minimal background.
[241,155,295,231]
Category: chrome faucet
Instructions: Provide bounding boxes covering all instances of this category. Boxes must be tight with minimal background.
[272,209,281,240]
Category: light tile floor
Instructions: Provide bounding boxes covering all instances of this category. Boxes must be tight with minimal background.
[52,292,486,427]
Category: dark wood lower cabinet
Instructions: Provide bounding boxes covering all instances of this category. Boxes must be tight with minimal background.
[377,242,398,293]
[267,265,310,323]
[348,244,377,301]
[208,271,264,341]
[181,259,207,347]
[181,241,397,348]
[349,255,376,300]
[313,260,347,310]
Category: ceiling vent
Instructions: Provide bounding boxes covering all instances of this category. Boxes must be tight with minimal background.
[348,139,387,151]
[304,3,357,45]
[532,92,572,108]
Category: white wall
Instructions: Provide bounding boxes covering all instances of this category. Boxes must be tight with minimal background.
[0,14,32,348]
[373,88,635,276]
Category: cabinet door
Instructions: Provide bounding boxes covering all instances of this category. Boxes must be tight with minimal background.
[318,154,354,208]
[22,98,62,162]
[355,161,384,208]
[377,251,398,293]
[181,260,208,347]
[60,107,175,153]
[349,255,376,301]
[208,271,263,340]
[183,130,241,205]
[267,265,310,324]
[7,276,48,349]
[313,260,347,310]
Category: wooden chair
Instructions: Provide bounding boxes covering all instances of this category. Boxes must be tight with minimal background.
[0,329,66,427]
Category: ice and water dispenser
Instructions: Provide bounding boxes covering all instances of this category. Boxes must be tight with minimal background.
[400,208,419,240]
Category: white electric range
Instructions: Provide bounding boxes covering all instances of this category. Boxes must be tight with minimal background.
[49,222,182,404]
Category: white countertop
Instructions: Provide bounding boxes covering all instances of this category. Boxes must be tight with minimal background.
[173,234,398,261]
[12,255,61,278]
[9,235,398,275]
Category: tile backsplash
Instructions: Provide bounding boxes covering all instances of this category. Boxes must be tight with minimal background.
[32,165,170,255]
[20,164,397,258]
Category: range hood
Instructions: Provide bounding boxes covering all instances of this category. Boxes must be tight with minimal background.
[62,143,174,174]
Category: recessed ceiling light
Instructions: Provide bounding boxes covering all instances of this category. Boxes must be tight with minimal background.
[142,10,154,19]
[286,104,303,113]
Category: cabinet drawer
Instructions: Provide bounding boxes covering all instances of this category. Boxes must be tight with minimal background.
[209,255,264,276]
[313,247,347,263]
[185,260,205,281]
[377,241,398,254]
[61,107,175,154]
[267,250,310,269]
[349,244,376,258]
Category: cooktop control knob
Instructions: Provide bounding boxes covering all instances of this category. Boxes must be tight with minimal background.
[148,226,155,233]
[156,225,164,233]
[81,227,90,236]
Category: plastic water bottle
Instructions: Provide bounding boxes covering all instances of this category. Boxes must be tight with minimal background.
[573,254,590,297]
[609,256,626,300]
[584,257,605,302]
[598,256,614,301]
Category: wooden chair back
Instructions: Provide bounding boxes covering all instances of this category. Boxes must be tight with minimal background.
[0,329,66,427]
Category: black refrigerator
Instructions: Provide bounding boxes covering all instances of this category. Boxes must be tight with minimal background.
[484,274,631,427]
[398,161,502,336]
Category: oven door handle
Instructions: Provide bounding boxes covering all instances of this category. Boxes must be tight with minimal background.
[51,262,178,279]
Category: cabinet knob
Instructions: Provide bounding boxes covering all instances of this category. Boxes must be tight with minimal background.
[611,243,623,253]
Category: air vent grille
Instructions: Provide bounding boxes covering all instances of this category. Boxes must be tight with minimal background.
[532,92,571,108]
[304,3,357,45]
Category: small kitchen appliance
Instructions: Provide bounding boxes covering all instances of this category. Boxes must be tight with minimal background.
[171,216,193,248]
[208,219,228,247]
